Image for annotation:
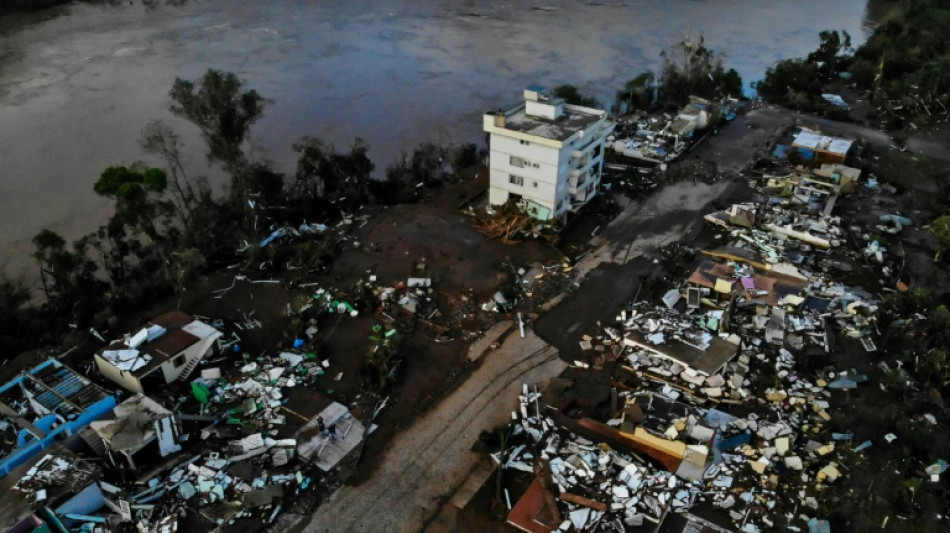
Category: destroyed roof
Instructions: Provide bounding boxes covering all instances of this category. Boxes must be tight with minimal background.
[494,103,607,142]
[687,259,808,307]
[624,328,739,376]
[89,394,173,452]
[0,449,100,527]
[0,359,116,478]
[98,310,221,377]
[506,478,560,533]
[669,116,696,135]
[295,400,364,471]
[1,358,111,413]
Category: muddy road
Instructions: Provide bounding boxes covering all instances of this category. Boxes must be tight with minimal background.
[534,106,770,358]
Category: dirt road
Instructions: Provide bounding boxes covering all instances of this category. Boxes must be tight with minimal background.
[745,107,950,162]
[299,330,566,533]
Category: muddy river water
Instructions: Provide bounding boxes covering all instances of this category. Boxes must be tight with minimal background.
[0,0,876,276]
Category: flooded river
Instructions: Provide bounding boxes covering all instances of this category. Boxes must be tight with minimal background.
[0,0,875,276]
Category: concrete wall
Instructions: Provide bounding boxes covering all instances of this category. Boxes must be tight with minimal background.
[94,354,143,394]
[484,107,612,220]
[487,133,565,217]
[159,336,216,383]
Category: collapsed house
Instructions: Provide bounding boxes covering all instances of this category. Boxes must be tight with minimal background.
[0,298,376,532]
[94,311,223,394]
[611,96,737,166]
[1,450,124,533]
[0,359,117,479]
[664,96,723,144]
[498,130,900,532]
[612,306,741,377]
[89,394,182,471]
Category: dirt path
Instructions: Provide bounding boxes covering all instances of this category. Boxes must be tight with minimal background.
[300,329,567,533]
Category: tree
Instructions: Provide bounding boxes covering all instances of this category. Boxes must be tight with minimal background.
[236,162,285,209]
[477,425,514,504]
[552,85,599,107]
[616,72,656,112]
[657,35,742,107]
[32,229,76,300]
[930,215,950,262]
[169,69,268,168]
[31,229,101,317]
[169,247,206,309]
[449,143,479,175]
[0,273,31,354]
[139,120,199,223]
[370,143,450,205]
[292,137,375,209]
[757,59,821,108]
[94,164,173,242]
[374,156,416,206]
[807,30,852,77]
[409,142,448,185]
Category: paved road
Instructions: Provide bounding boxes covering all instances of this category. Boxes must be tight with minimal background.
[301,329,567,533]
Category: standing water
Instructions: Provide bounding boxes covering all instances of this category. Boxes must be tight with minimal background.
[0,0,875,277]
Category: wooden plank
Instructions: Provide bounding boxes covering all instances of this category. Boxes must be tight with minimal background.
[559,492,607,512]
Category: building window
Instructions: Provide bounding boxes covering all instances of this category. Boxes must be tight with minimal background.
[172,354,186,368]
[532,181,538,188]
[509,175,525,186]
[510,156,527,168]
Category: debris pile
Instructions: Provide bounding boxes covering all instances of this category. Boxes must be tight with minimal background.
[495,129,937,532]
[610,96,740,167]
[470,203,561,245]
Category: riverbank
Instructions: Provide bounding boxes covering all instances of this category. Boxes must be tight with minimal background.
[0,0,876,278]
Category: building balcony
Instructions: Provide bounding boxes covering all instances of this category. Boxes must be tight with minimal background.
[569,153,602,179]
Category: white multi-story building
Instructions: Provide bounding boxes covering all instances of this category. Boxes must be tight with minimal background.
[483,85,614,220]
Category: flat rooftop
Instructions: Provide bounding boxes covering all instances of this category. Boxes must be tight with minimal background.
[792,129,853,156]
[494,103,604,142]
